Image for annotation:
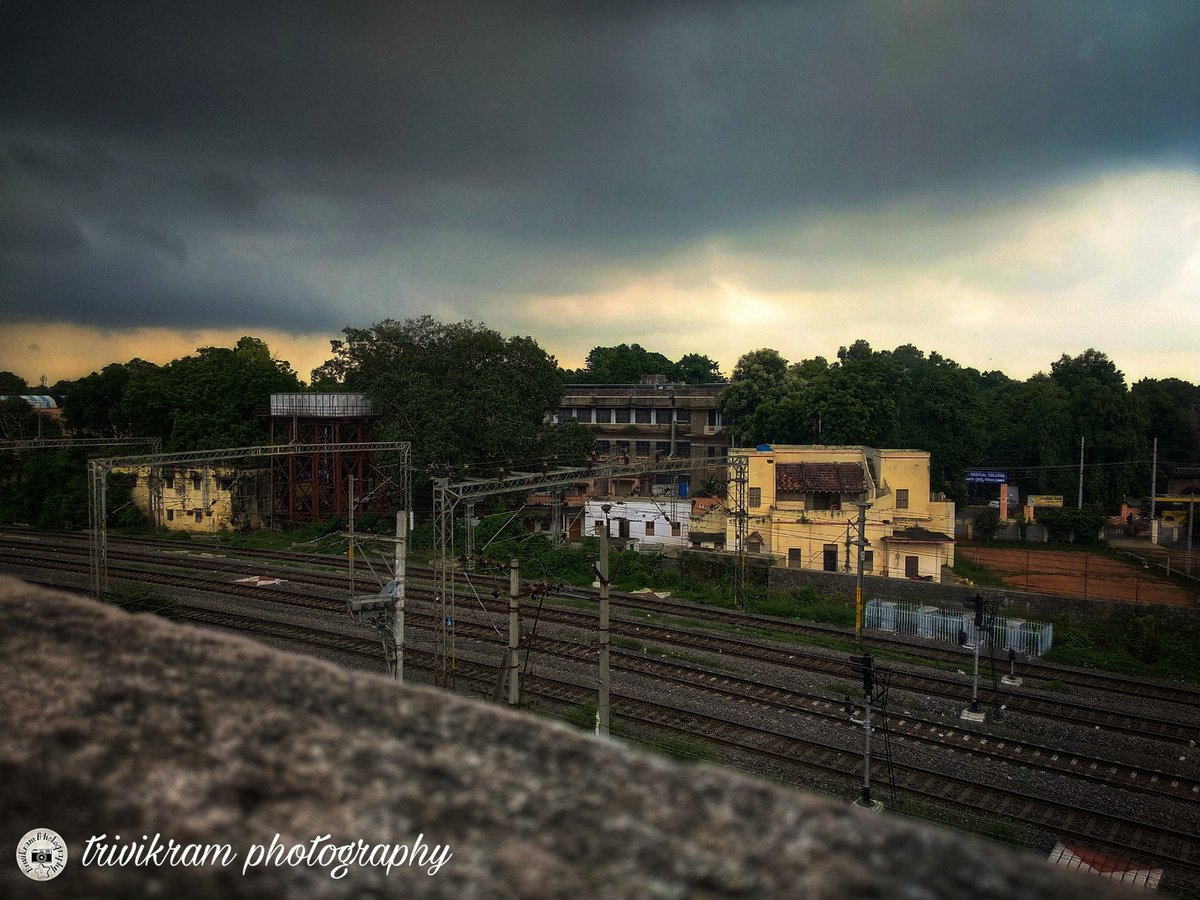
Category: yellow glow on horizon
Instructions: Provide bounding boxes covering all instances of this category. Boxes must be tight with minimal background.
[0,323,335,385]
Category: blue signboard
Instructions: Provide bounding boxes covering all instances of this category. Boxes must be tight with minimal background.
[965,470,1007,484]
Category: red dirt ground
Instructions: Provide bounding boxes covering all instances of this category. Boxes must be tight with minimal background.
[960,546,1198,606]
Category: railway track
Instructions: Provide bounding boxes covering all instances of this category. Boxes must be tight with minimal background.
[13,558,1200,891]
[9,529,1200,722]
[14,550,1200,802]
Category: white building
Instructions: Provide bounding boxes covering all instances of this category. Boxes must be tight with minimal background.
[584,497,690,550]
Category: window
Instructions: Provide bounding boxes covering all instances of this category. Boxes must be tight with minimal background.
[595,408,612,424]
[788,548,802,568]
[706,445,717,457]
[615,408,631,424]
[635,441,650,456]
[863,550,874,573]
[676,441,690,457]
[674,409,690,423]
[655,441,671,455]
[896,489,909,510]
[194,510,203,523]
[596,440,611,455]
[708,409,719,427]
[191,473,202,490]
[594,521,604,535]
[166,509,174,521]
[905,555,919,578]
[671,522,681,537]
[616,440,630,455]
[749,487,762,508]
[656,409,672,424]
[165,475,174,489]
[823,544,838,572]
[644,521,655,536]
[635,408,652,424]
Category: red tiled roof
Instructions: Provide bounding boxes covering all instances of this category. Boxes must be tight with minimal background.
[775,463,864,493]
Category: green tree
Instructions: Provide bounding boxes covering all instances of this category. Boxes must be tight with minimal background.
[1132,377,1199,472]
[564,343,681,384]
[156,337,302,449]
[0,371,29,394]
[61,338,300,450]
[313,317,564,471]
[718,348,790,443]
[62,360,156,437]
[1049,350,1146,507]
[0,397,40,439]
[675,353,723,384]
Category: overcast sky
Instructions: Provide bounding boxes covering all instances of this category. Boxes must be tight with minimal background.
[2,1,1198,385]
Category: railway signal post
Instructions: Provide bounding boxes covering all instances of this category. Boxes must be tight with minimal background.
[851,653,884,812]
[961,594,986,722]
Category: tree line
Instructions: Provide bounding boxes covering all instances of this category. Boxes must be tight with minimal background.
[1,320,1196,527]
[718,341,1197,508]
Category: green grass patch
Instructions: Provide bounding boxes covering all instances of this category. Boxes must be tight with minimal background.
[104,584,178,619]
[951,555,1007,587]
[1043,606,1200,682]
[1035,679,1071,693]
[558,700,715,763]
[610,635,645,652]
[890,798,1032,849]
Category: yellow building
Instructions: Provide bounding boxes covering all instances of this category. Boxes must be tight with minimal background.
[726,445,955,582]
[120,465,270,534]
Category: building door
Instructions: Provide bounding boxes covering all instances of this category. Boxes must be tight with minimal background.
[823,544,838,572]
[905,555,919,578]
[618,518,630,539]
[788,548,802,568]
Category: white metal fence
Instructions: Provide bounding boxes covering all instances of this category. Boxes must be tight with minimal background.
[865,599,1054,657]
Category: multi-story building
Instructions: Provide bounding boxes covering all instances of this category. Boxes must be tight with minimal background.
[726,445,955,582]
[122,464,271,533]
[554,375,729,496]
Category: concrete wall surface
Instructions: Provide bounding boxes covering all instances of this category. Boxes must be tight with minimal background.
[0,577,1132,899]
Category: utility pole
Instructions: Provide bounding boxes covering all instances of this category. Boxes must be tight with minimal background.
[348,474,355,597]
[1188,492,1196,567]
[393,510,406,683]
[1077,435,1085,510]
[508,558,521,707]
[1150,438,1158,544]
[855,501,871,639]
[597,503,612,736]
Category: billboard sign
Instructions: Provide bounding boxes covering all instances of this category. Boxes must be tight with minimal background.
[1028,495,1064,508]
[966,470,1007,484]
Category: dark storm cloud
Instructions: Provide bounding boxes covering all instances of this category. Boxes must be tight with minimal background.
[0,0,1197,330]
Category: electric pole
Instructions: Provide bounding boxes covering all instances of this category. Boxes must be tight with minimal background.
[1077,436,1085,510]
[855,501,871,639]
[1150,437,1157,543]
[597,503,612,736]
[393,510,407,683]
[508,558,521,707]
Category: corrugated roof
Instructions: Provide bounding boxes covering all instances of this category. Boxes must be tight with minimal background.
[775,462,864,493]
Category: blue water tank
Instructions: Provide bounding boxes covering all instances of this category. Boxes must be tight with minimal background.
[755,444,772,452]
[678,482,688,498]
